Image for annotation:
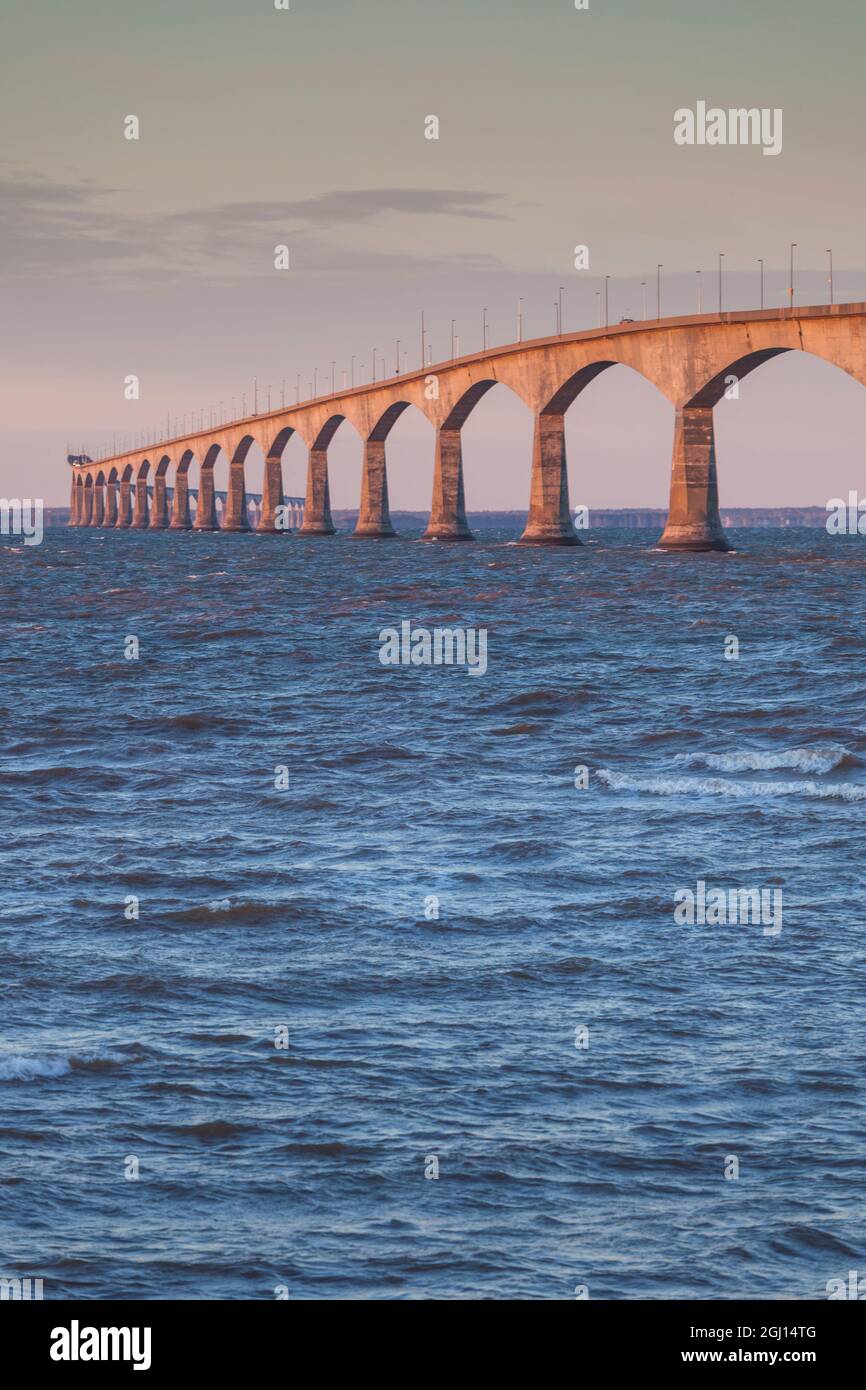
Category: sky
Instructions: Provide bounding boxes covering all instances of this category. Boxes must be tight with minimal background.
[3,0,866,508]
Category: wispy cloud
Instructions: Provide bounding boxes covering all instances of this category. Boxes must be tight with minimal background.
[0,174,509,283]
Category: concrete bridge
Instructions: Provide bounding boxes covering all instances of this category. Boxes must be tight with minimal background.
[68,302,866,549]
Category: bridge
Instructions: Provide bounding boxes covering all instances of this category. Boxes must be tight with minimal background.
[68,302,866,549]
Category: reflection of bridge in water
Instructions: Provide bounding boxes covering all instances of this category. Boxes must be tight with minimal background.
[69,302,866,550]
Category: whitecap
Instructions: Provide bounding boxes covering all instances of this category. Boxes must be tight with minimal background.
[0,1054,70,1081]
[598,769,866,802]
[673,745,851,776]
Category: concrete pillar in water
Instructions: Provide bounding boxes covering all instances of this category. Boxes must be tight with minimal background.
[423,427,473,541]
[518,411,580,545]
[298,448,336,536]
[658,406,730,552]
[354,438,396,537]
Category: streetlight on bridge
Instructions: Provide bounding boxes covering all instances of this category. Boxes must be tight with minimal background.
[827,249,834,305]
[718,253,724,314]
[656,264,662,319]
[758,259,764,310]
[696,270,702,313]
[789,243,797,315]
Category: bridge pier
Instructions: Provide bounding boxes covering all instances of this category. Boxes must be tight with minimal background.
[299,448,336,536]
[258,457,285,533]
[194,468,218,530]
[131,478,149,528]
[658,406,731,552]
[519,412,580,545]
[149,474,169,529]
[355,439,396,538]
[81,486,93,525]
[222,462,250,531]
[69,481,79,525]
[117,478,132,527]
[423,427,473,541]
[170,473,192,529]
[104,482,118,527]
[93,484,105,527]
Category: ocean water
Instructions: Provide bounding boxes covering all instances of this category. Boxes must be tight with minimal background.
[1,524,865,1301]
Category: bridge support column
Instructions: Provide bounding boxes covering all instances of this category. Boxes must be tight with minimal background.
[170,472,192,529]
[258,457,285,533]
[299,449,336,535]
[70,481,79,526]
[131,478,149,528]
[222,461,250,531]
[194,469,218,530]
[93,484,105,527]
[82,486,93,526]
[149,474,168,529]
[658,406,731,552]
[117,479,132,527]
[355,439,396,538]
[519,412,580,545]
[423,428,473,540]
[104,483,117,527]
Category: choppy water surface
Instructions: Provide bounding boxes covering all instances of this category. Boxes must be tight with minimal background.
[1,525,865,1300]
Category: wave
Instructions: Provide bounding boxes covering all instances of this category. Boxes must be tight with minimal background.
[674,744,855,775]
[598,770,866,801]
[0,1049,128,1081]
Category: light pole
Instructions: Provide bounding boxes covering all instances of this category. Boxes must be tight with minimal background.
[758,258,764,310]
[371,350,376,385]
[313,368,317,397]
[517,299,523,343]
[420,312,426,370]
[558,286,565,335]
[696,270,702,313]
[657,264,662,319]
[641,281,647,320]
[396,341,401,376]
[827,248,834,305]
[351,356,355,389]
[604,275,610,327]
[718,253,724,314]
[595,290,601,327]
[789,243,797,316]
[482,307,488,352]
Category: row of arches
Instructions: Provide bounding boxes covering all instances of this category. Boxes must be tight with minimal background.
[69,333,866,549]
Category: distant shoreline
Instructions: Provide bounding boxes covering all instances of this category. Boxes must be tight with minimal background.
[44,506,832,530]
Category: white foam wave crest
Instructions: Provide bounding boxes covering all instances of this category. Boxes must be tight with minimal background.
[0,1050,127,1081]
[673,745,850,775]
[0,1054,71,1080]
[598,770,866,801]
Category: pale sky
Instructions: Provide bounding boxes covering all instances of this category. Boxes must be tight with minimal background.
[3,0,866,507]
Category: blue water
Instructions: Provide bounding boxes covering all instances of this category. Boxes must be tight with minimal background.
[2,525,865,1300]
